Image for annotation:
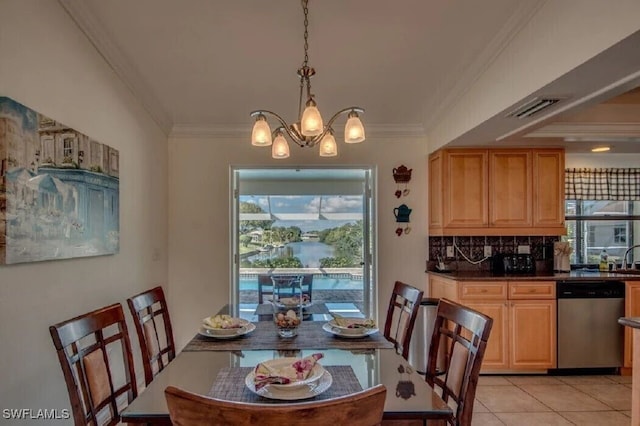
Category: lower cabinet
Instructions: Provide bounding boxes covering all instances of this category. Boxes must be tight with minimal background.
[624,282,640,369]
[464,300,509,370]
[509,299,556,370]
[428,276,556,373]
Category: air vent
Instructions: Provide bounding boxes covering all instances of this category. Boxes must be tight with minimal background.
[506,97,561,119]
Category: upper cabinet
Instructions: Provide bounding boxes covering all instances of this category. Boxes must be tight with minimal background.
[429,147,566,236]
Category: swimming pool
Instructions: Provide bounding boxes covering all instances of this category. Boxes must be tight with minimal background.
[239,275,363,291]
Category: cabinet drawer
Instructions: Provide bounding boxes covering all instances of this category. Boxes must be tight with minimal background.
[509,281,555,299]
[460,282,507,300]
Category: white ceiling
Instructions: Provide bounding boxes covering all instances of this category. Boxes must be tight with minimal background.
[59,0,640,153]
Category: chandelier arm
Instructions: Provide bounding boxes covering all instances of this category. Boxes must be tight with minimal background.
[250,110,306,147]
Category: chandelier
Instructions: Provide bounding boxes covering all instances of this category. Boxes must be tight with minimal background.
[250,0,365,159]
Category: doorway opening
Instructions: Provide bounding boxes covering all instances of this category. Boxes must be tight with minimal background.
[231,166,376,321]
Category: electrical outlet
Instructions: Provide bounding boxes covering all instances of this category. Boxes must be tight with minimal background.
[517,245,530,254]
[484,245,492,257]
[446,246,454,258]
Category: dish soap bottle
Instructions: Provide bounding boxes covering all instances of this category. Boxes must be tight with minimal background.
[599,249,609,271]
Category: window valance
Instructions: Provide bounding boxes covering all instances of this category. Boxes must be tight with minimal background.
[565,168,640,200]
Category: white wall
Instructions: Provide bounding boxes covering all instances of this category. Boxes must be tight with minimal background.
[429,0,640,148]
[566,153,640,168]
[168,133,429,350]
[0,1,168,423]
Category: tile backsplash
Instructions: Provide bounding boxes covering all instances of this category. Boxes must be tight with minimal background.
[428,235,561,272]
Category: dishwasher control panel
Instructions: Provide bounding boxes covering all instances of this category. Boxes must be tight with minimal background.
[557,280,625,298]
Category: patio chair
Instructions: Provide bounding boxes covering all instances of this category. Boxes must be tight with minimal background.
[383,281,424,360]
[425,298,493,426]
[49,303,137,426]
[258,274,275,303]
[165,384,386,425]
[127,285,176,386]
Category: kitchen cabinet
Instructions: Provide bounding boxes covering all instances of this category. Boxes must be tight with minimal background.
[428,147,565,236]
[489,150,532,227]
[624,281,640,370]
[533,150,565,228]
[428,276,556,372]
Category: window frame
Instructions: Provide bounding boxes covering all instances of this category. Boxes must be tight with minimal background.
[565,200,640,265]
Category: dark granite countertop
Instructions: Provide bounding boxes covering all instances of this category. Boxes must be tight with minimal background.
[427,270,640,281]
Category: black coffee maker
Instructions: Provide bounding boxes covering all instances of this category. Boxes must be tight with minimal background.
[492,253,535,274]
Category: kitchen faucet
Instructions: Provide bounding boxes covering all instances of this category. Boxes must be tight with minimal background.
[621,244,640,270]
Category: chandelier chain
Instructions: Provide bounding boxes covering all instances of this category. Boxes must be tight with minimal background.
[302,0,309,68]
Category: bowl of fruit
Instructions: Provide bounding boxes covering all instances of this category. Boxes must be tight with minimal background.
[273,309,301,338]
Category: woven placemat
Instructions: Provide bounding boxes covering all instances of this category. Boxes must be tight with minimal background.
[183,321,394,351]
[254,303,330,316]
[208,365,362,403]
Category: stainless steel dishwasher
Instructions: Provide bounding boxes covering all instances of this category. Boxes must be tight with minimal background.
[557,280,625,369]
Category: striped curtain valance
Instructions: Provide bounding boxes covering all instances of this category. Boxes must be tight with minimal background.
[565,168,640,200]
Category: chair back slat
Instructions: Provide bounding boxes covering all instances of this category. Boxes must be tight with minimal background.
[383,281,424,359]
[127,286,176,386]
[425,298,493,426]
[49,303,137,426]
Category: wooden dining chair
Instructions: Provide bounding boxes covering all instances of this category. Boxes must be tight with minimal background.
[383,281,424,359]
[165,384,386,426]
[425,298,493,426]
[49,303,137,426]
[127,285,176,386]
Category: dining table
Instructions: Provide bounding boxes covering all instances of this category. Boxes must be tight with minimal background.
[120,304,453,424]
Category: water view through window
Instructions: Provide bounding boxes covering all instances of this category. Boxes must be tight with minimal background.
[233,168,374,319]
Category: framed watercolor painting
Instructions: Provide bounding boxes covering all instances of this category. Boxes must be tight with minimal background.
[0,96,119,264]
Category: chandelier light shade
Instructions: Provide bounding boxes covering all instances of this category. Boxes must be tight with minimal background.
[251,114,272,146]
[345,111,365,143]
[300,98,323,136]
[319,132,337,157]
[250,0,365,159]
[271,131,290,159]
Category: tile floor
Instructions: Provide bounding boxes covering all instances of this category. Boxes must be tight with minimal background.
[472,374,632,425]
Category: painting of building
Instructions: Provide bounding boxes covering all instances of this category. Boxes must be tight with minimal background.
[0,96,119,264]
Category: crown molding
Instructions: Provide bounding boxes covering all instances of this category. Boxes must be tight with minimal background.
[170,123,426,139]
[58,0,173,135]
[422,0,546,132]
[526,122,640,138]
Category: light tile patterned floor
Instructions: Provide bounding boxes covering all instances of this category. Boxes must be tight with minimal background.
[472,375,632,426]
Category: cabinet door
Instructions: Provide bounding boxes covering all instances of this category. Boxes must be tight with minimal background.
[489,150,532,227]
[509,300,557,370]
[428,275,458,301]
[624,283,640,368]
[533,150,565,228]
[443,150,488,228]
[464,301,509,371]
[428,151,443,230]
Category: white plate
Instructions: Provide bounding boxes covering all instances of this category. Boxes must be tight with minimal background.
[202,317,250,335]
[254,358,325,390]
[198,322,256,339]
[245,370,333,400]
[322,322,379,338]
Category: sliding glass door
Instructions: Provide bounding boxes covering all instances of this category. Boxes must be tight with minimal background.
[230,167,376,320]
